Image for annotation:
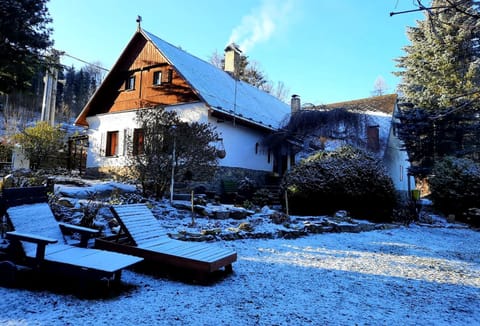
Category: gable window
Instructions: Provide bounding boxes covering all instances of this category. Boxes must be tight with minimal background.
[153,71,162,86]
[106,131,119,157]
[167,69,173,83]
[133,128,144,155]
[125,75,135,90]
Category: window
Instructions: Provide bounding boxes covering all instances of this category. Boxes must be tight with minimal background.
[106,131,119,157]
[167,69,173,83]
[153,71,162,86]
[133,128,144,155]
[125,75,135,90]
[255,142,259,154]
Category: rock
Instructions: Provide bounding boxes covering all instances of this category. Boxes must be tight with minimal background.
[447,214,456,223]
[202,228,222,236]
[270,212,290,224]
[2,174,14,188]
[334,210,348,219]
[238,222,254,232]
[56,197,75,208]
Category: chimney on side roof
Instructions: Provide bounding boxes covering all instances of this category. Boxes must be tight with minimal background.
[291,94,301,113]
[224,43,242,77]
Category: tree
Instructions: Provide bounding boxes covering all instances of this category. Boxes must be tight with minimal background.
[371,76,389,96]
[394,0,480,175]
[128,107,220,198]
[0,0,53,94]
[395,0,480,109]
[13,121,67,170]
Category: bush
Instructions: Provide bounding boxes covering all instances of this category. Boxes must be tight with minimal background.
[428,157,480,221]
[13,121,67,170]
[282,146,396,222]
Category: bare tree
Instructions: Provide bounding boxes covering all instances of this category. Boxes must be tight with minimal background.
[371,76,389,96]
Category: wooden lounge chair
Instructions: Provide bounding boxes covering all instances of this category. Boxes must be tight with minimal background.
[95,203,237,280]
[0,186,143,286]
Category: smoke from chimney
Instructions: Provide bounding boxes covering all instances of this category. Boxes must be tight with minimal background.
[227,0,294,53]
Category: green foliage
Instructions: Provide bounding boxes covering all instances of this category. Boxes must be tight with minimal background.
[0,142,13,162]
[13,121,67,170]
[428,156,480,220]
[395,0,480,110]
[0,0,53,94]
[128,107,219,198]
[394,1,480,176]
[58,65,102,120]
[237,177,257,199]
[282,146,396,222]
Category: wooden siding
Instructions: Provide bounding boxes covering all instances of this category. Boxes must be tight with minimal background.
[110,40,199,112]
[77,33,200,126]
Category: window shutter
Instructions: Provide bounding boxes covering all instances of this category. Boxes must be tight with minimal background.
[100,132,106,157]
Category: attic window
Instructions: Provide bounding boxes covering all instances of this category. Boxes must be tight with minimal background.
[167,69,173,83]
[125,75,135,90]
[153,71,162,86]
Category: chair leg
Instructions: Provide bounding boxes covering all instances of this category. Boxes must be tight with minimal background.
[113,270,122,285]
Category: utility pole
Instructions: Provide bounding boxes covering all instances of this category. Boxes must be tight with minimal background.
[41,50,62,126]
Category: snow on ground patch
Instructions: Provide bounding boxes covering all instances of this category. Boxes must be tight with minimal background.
[1,225,479,325]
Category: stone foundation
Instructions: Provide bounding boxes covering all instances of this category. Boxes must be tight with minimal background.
[85,165,276,195]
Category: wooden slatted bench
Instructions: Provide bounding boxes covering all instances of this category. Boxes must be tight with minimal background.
[95,203,237,280]
[0,187,143,286]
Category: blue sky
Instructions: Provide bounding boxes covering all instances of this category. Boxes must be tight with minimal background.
[47,0,423,105]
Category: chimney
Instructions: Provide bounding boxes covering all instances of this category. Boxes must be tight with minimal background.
[291,94,301,113]
[224,43,242,77]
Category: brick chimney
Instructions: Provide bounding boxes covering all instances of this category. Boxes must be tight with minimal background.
[224,43,242,77]
[291,94,301,113]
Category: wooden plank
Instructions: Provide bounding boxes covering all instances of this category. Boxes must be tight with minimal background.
[110,204,237,273]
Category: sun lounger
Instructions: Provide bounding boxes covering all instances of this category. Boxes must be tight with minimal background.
[95,203,237,280]
[0,187,143,286]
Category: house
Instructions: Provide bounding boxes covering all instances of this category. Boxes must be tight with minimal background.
[288,94,413,193]
[74,26,291,187]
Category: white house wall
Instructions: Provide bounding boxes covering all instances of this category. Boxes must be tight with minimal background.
[85,103,273,172]
[211,116,273,172]
[383,121,414,192]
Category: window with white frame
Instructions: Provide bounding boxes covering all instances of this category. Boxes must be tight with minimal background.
[153,71,162,86]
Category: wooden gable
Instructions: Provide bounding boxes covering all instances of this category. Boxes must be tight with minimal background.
[75,32,199,126]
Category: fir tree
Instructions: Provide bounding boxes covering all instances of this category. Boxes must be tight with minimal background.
[0,0,53,94]
[394,0,480,176]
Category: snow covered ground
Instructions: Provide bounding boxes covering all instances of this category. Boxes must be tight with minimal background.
[0,181,479,325]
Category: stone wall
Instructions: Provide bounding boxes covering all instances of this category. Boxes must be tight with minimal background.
[85,165,275,195]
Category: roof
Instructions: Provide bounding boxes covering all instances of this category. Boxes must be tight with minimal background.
[324,94,398,114]
[143,30,290,130]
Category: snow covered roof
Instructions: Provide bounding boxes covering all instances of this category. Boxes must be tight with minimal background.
[325,94,398,115]
[142,30,290,130]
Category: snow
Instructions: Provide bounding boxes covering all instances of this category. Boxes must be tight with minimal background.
[144,30,291,130]
[1,182,479,325]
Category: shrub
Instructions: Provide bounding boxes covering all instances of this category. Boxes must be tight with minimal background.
[13,121,67,170]
[282,146,396,222]
[428,156,480,221]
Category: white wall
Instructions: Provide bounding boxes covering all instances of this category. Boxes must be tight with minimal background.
[211,116,273,172]
[383,113,414,192]
[85,103,273,172]
[12,146,30,170]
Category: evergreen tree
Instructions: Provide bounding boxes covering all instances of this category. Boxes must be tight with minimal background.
[0,0,53,94]
[395,0,480,110]
[394,0,480,176]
